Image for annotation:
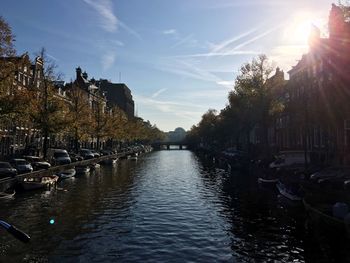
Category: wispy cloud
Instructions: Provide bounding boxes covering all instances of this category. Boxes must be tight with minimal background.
[83,0,118,32]
[110,40,124,47]
[119,21,142,40]
[193,0,287,9]
[135,95,207,122]
[229,24,283,52]
[210,27,259,54]
[83,0,142,39]
[158,59,221,83]
[101,51,116,71]
[169,50,260,58]
[216,80,235,89]
[163,29,177,35]
[171,34,198,49]
[156,57,238,90]
[151,88,167,98]
[47,53,59,61]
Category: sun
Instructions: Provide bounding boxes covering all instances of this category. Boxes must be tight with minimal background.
[293,18,313,44]
[285,12,323,45]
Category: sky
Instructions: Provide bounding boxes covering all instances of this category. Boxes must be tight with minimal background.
[1,0,335,132]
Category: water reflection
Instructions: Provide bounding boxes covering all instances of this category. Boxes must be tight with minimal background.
[0,151,349,262]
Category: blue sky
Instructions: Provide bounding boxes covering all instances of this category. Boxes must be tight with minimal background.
[2,0,334,131]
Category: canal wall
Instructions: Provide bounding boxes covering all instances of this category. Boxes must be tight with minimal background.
[0,149,142,192]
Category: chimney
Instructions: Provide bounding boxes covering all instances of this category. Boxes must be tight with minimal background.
[76,67,82,80]
[82,71,88,79]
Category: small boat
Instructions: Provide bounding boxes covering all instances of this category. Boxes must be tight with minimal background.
[57,168,76,180]
[0,189,15,199]
[21,175,58,191]
[130,156,138,161]
[75,165,90,174]
[276,181,303,201]
[258,177,278,185]
[303,196,350,238]
[100,158,118,165]
[90,163,100,170]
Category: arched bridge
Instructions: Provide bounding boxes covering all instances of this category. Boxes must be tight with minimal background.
[152,141,188,150]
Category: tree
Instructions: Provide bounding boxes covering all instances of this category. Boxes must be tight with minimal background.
[232,55,284,151]
[0,16,15,58]
[0,16,23,124]
[90,99,110,150]
[107,106,128,144]
[66,83,93,151]
[30,48,68,158]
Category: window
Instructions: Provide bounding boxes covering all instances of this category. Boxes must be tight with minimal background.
[23,66,27,72]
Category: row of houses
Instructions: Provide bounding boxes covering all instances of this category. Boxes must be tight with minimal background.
[251,4,350,165]
[0,53,135,157]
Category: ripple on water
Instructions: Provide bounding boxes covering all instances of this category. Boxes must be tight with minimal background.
[1,151,345,262]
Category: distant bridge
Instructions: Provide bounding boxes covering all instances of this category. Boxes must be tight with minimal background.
[152,141,187,150]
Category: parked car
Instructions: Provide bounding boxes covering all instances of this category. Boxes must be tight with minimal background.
[79,149,95,160]
[100,150,113,156]
[89,149,100,158]
[9,159,33,174]
[23,156,51,170]
[0,162,17,179]
[47,149,71,165]
[69,152,84,162]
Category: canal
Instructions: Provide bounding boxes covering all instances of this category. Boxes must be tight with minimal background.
[0,150,349,262]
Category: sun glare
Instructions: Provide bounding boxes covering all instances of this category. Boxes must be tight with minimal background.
[293,19,312,44]
[285,12,323,45]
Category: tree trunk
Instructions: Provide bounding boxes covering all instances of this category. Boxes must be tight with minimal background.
[43,129,48,159]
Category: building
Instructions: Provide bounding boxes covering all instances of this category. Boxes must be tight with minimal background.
[165,127,187,142]
[248,67,287,155]
[96,79,135,119]
[276,4,350,164]
[65,67,108,149]
[74,67,107,113]
[0,53,44,157]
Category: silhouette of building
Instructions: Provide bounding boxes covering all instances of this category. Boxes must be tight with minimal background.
[96,79,135,119]
[165,127,187,142]
[276,4,350,164]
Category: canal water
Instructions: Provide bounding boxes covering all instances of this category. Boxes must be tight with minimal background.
[0,150,349,262]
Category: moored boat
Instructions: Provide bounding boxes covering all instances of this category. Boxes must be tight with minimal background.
[100,158,118,165]
[258,177,278,185]
[130,156,138,161]
[57,168,76,180]
[21,175,58,191]
[276,181,303,201]
[75,165,90,174]
[90,163,100,170]
[303,195,350,238]
[0,189,15,199]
